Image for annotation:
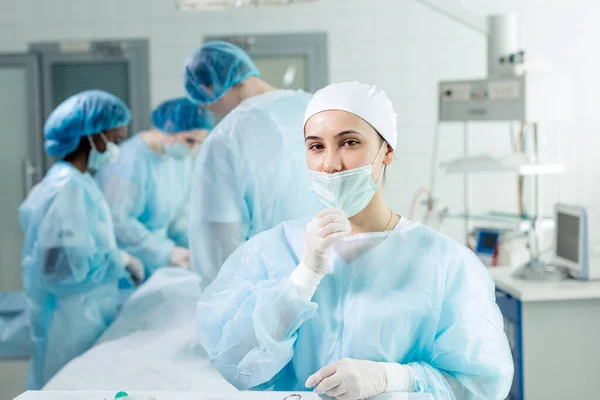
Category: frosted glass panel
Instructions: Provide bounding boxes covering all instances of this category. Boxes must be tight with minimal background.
[253,55,307,90]
[0,68,29,290]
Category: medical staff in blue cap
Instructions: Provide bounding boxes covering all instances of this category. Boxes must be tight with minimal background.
[183,41,322,290]
[197,82,514,400]
[96,97,213,276]
[19,90,142,389]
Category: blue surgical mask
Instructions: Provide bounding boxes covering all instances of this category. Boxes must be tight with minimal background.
[87,134,120,171]
[164,141,191,159]
[309,143,386,217]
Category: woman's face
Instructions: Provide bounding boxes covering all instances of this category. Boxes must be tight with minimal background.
[304,110,393,180]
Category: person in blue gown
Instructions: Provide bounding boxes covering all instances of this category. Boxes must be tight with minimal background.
[96,97,213,276]
[197,82,514,400]
[183,41,322,289]
[19,90,141,389]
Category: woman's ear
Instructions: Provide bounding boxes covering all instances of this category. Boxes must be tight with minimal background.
[90,133,106,152]
[383,143,394,166]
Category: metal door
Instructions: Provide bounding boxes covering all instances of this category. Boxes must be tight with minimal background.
[0,53,43,291]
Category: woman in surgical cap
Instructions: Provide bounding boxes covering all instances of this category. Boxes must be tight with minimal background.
[197,82,514,400]
[96,97,213,276]
[18,90,142,389]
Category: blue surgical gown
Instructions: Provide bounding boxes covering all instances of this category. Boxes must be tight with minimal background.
[197,218,514,399]
[190,90,322,289]
[96,135,192,274]
[18,161,124,389]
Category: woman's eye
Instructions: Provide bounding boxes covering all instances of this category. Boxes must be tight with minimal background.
[309,143,324,151]
[343,140,359,147]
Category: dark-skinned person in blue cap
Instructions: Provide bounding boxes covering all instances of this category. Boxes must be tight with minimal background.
[18,89,141,389]
[96,97,213,277]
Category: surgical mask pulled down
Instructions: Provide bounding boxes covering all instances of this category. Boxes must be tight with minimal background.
[87,133,120,171]
[310,143,386,217]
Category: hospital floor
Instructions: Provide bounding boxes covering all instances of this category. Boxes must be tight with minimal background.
[0,358,28,400]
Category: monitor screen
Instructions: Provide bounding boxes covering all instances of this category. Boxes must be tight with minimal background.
[477,231,499,254]
[481,232,498,249]
[556,211,580,263]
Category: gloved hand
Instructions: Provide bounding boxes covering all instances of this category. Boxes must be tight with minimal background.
[306,359,412,400]
[170,246,191,269]
[303,208,351,274]
[121,252,145,286]
[290,209,350,300]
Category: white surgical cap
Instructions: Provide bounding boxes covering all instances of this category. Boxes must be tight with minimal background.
[303,82,398,151]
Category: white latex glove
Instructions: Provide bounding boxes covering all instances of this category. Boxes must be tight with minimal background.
[170,246,191,269]
[121,252,145,286]
[306,359,412,400]
[290,209,350,300]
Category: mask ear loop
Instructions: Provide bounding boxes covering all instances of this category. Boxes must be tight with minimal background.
[87,135,98,151]
[99,132,110,145]
[372,142,388,185]
[89,132,113,154]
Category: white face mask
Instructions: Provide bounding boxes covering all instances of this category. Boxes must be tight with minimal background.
[87,133,120,171]
[309,143,386,217]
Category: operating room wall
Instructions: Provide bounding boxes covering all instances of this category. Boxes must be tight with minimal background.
[0,0,594,245]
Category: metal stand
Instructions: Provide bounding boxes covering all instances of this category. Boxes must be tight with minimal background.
[512,123,567,281]
[429,119,565,281]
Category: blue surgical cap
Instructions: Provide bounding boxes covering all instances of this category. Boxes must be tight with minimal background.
[151,97,214,134]
[44,90,131,157]
[183,41,260,105]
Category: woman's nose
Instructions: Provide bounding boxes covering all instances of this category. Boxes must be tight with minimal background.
[323,150,342,174]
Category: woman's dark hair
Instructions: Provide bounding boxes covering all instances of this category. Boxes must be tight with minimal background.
[63,136,92,163]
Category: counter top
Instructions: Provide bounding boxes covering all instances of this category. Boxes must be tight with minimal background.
[491,266,600,302]
[14,392,433,400]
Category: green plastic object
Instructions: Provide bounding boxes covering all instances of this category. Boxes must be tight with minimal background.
[114,392,129,398]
